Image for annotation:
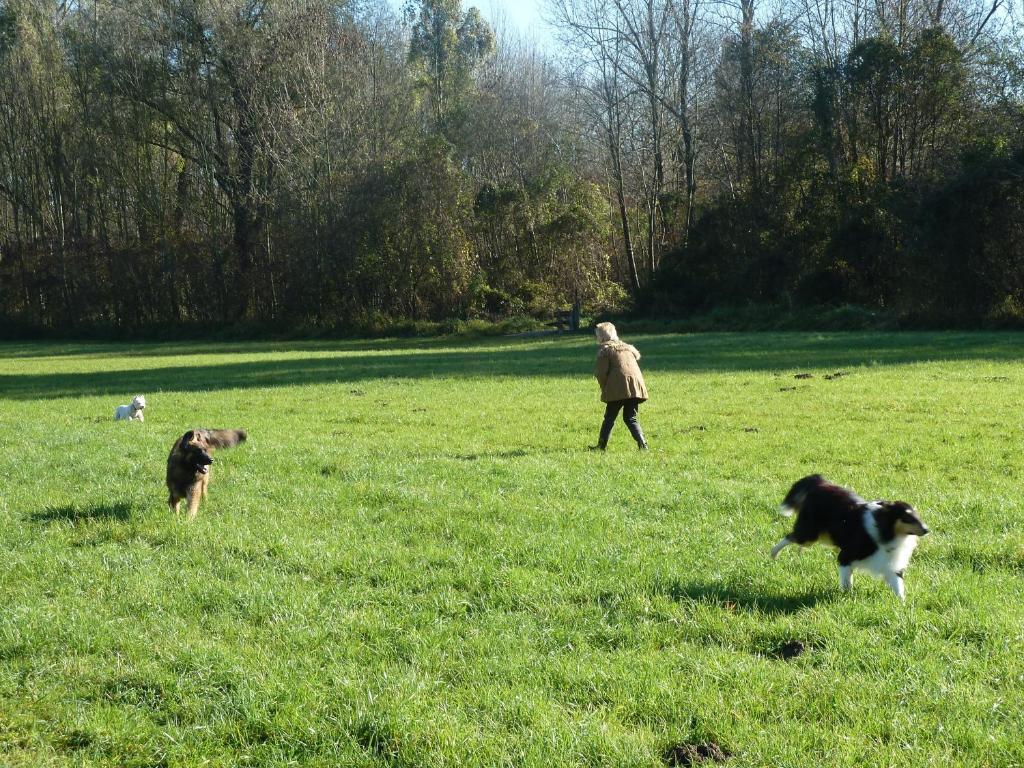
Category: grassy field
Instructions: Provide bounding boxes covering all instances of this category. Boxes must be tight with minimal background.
[1,331,1023,767]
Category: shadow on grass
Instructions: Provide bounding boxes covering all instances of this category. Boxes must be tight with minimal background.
[448,447,572,461]
[653,577,832,615]
[29,502,133,524]
[0,331,1020,400]
[0,334,516,360]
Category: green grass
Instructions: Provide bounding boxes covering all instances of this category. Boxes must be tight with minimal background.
[1,331,1023,767]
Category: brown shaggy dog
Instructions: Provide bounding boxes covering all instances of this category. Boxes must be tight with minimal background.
[166,429,247,520]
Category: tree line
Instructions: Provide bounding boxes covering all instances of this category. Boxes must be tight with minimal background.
[0,0,1021,332]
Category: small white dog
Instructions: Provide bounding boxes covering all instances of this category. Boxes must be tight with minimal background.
[114,395,146,422]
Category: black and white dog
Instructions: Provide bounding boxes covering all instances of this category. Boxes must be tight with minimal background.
[770,475,929,600]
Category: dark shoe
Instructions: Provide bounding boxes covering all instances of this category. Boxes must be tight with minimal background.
[589,440,607,451]
[637,441,648,450]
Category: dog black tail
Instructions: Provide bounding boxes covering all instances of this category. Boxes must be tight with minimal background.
[779,474,827,517]
[203,429,247,449]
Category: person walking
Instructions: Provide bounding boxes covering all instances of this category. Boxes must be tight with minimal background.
[592,322,648,450]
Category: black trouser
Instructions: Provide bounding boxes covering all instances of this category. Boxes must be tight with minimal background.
[599,398,645,446]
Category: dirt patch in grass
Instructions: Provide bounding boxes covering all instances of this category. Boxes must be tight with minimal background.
[58,729,94,751]
[774,640,807,660]
[663,741,732,766]
[355,719,402,762]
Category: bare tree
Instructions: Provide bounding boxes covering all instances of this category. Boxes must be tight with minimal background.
[549,0,644,293]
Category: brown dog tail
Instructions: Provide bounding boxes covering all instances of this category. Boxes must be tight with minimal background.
[203,428,247,448]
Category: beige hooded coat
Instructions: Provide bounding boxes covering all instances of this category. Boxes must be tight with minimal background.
[594,341,649,403]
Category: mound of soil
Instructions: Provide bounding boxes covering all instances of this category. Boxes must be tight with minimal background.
[663,741,732,766]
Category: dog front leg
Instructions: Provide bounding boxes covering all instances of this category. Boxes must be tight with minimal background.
[770,537,793,560]
[186,488,201,521]
[884,571,905,601]
[839,565,853,592]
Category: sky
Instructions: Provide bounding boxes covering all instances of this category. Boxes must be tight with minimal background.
[481,0,558,48]
[481,0,547,36]
[392,0,553,44]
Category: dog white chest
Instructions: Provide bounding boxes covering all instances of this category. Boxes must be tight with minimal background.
[858,508,919,575]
